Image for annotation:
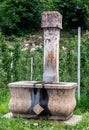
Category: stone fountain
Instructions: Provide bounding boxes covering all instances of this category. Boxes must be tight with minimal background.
[8,11,77,120]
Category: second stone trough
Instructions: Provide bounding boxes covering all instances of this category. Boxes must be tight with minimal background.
[8,11,77,120]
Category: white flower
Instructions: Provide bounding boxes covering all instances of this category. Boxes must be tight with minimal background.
[33,123,38,126]
[62,46,67,51]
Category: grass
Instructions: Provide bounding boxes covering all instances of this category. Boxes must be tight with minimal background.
[0,114,89,130]
[0,88,89,130]
[0,89,10,114]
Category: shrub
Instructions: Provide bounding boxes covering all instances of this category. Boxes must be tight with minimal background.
[53,0,89,29]
[59,38,77,82]
[0,0,43,35]
[0,32,11,87]
[81,31,89,94]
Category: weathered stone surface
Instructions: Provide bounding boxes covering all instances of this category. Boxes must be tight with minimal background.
[43,28,60,82]
[8,81,77,120]
[3,112,13,119]
[49,113,73,121]
[48,88,76,117]
[63,115,83,125]
[42,11,62,82]
[8,81,77,89]
[9,87,31,114]
[33,104,44,115]
[3,112,82,125]
[41,11,62,29]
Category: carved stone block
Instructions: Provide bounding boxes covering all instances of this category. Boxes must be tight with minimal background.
[41,11,62,29]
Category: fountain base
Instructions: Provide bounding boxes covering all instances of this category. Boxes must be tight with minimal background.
[8,81,77,121]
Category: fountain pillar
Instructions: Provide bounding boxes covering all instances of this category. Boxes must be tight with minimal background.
[41,11,62,82]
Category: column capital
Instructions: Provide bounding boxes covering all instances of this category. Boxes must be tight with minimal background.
[41,11,62,29]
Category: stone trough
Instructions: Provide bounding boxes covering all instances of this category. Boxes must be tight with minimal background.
[9,81,77,120]
[8,11,77,121]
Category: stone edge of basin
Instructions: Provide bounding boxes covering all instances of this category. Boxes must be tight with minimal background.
[8,81,77,89]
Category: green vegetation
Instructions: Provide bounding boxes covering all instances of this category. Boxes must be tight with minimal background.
[52,0,89,29]
[0,32,44,86]
[0,0,43,35]
[0,0,89,35]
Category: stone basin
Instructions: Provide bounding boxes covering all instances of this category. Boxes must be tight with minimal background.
[8,81,77,120]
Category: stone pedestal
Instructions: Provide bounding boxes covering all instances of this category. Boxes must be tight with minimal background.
[42,11,62,82]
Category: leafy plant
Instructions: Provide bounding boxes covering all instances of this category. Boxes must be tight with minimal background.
[53,0,89,29]
[0,0,43,35]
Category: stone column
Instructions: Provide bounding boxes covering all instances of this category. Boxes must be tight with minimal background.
[41,11,62,82]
